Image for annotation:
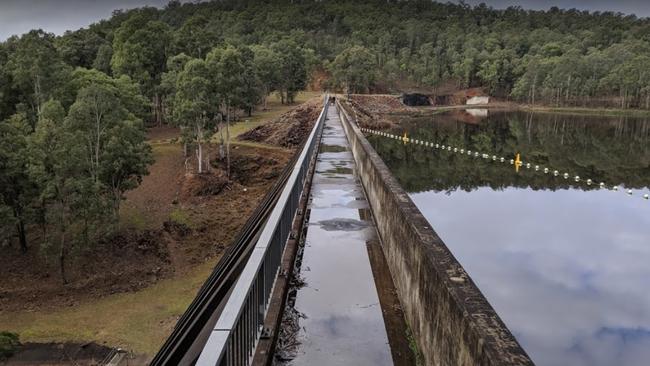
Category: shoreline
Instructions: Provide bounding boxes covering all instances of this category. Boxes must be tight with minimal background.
[409,102,650,118]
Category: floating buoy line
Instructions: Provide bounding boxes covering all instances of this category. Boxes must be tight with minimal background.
[361,128,650,202]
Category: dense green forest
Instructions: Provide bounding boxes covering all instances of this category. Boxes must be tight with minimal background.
[2,0,650,281]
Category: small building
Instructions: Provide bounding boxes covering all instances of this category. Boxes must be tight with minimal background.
[466,96,490,105]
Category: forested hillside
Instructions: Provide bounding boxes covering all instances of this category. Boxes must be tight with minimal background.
[2,0,650,280]
[1,0,649,120]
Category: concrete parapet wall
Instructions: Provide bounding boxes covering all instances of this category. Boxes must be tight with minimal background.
[336,101,534,366]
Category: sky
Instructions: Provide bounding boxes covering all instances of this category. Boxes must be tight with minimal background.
[0,0,174,41]
[1,0,649,41]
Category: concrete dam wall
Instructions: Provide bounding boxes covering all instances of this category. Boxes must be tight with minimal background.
[336,101,534,366]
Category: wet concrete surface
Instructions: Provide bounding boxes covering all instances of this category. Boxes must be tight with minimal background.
[275,106,413,365]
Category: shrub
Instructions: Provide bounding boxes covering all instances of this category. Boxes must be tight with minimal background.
[0,332,20,360]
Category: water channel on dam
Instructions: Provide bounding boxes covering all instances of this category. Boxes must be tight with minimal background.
[368,109,650,366]
[274,105,414,365]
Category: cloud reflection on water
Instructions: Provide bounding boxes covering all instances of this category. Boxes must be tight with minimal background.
[412,187,650,366]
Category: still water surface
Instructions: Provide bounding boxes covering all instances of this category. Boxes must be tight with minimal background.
[369,109,650,366]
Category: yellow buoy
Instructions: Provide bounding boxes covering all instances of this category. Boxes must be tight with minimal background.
[514,153,523,173]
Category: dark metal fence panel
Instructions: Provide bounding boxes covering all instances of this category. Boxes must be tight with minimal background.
[195,95,328,366]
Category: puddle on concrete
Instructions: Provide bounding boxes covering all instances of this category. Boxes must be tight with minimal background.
[319,166,354,175]
[275,105,414,366]
[319,144,348,153]
[317,218,369,231]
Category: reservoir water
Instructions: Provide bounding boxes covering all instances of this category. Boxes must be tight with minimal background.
[368,109,650,366]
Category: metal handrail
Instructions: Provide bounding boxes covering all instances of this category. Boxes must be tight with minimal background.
[195,95,329,366]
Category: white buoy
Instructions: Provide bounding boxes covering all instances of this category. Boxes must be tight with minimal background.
[526,163,531,169]
[474,152,479,157]
[553,170,559,176]
[535,165,539,171]
[612,186,619,191]
[448,146,452,151]
[454,147,458,152]
[644,194,649,200]
[587,179,592,185]
[627,189,633,195]
[544,168,549,173]
[492,155,497,160]
[563,173,569,179]
[510,159,514,164]
[500,157,505,162]
[574,176,580,182]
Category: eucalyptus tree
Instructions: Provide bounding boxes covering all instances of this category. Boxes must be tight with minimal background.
[55,28,108,69]
[5,30,70,127]
[237,46,263,117]
[330,45,377,94]
[161,53,193,151]
[206,46,244,177]
[0,113,35,252]
[111,13,172,125]
[174,58,217,174]
[29,106,95,284]
[271,39,307,104]
[93,44,113,75]
[174,14,221,59]
[252,45,281,110]
[26,72,151,283]
[65,70,152,218]
[0,44,16,121]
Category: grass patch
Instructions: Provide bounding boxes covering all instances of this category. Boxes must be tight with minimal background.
[405,326,424,366]
[0,332,20,360]
[150,143,181,155]
[120,206,148,230]
[0,260,218,356]
[169,208,191,228]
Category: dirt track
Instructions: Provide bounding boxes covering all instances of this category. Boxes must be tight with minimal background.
[238,99,322,147]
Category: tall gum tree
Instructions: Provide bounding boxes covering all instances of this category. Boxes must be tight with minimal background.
[5,30,70,127]
[65,70,151,220]
[0,113,35,252]
[173,58,216,174]
[111,14,172,126]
